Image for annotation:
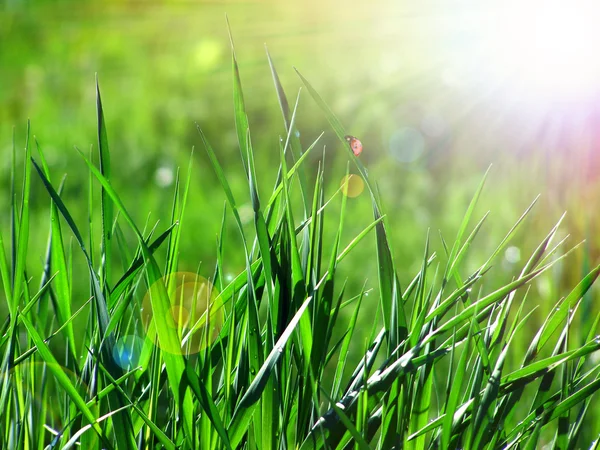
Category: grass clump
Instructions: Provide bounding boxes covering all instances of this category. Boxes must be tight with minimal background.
[1,31,600,450]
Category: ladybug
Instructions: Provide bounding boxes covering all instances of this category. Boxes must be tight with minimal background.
[345,135,363,156]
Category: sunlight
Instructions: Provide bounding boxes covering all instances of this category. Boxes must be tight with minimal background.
[484,0,600,99]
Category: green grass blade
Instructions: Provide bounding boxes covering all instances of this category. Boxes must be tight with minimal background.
[19,314,110,447]
[228,294,313,447]
[96,77,113,290]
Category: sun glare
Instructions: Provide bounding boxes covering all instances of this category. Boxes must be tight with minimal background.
[485,0,600,100]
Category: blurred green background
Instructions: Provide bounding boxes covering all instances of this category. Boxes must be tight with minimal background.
[2,0,600,349]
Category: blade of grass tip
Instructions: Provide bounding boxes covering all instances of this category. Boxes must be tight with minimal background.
[196,126,246,240]
[306,158,322,289]
[331,281,366,400]
[96,76,113,291]
[525,301,579,419]
[164,167,181,277]
[335,215,385,265]
[167,151,194,284]
[226,16,250,175]
[293,68,382,213]
[538,262,600,352]
[445,165,491,283]
[574,300,600,378]
[445,221,493,379]
[265,131,323,213]
[265,45,310,215]
[499,221,573,367]
[35,142,55,328]
[14,289,88,366]
[228,295,313,448]
[12,121,31,316]
[372,196,406,353]
[109,223,176,305]
[307,165,324,358]
[214,203,227,292]
[10,126,17,294]
[480,195,540,271]
[409,229,431,347]
[425,255,570,345]
[446,211,490,287]
[88,144,95,269]
[323,278,348,355]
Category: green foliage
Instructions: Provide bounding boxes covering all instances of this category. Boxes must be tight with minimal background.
[1,35,600,450]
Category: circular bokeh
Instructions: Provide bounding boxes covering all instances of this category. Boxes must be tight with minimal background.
[340,174,365,198]
[389,126,426,163]
[112,335,145,370]
[141,272,223,355]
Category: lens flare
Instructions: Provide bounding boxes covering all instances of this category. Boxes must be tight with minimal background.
[112,335,145,370]
[389,127,425,163]
[141,272,223,355]
[483,0,600,99]
[340,174,365,198]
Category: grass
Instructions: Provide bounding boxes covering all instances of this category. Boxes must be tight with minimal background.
[1,30,600,450]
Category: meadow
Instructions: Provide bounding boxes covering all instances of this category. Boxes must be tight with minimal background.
[2,1,600,449]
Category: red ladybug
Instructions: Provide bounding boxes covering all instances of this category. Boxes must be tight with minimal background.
[345,135,363,156]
